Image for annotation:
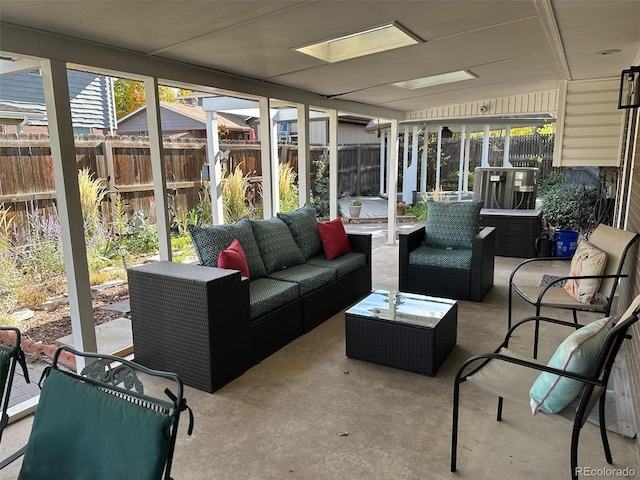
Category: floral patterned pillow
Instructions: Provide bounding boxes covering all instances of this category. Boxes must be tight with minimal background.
[564,241,607,304]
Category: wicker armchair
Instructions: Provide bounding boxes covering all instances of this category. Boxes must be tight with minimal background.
[399,201,496,301]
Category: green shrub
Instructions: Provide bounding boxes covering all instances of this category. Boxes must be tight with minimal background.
[310,158,330,219]
[406,202,427,221]
[278,163,299,213]
[538,170,565,198]
[541,183,599,232]
[222,165,251,223]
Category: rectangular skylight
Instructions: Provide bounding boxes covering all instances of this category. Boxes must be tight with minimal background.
[393,70,477,90]
[295,22,421,63]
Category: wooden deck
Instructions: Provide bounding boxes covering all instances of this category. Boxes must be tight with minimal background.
[339,196,416,223]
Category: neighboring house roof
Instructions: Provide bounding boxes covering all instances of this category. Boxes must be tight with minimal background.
[117,101,252,133]
[0,102,46,125]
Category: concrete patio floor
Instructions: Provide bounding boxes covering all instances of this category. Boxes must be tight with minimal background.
[1,223,639,479]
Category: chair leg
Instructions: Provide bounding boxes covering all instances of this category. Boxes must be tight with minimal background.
[573,309,579,325]
[533,305,542,359]
[598,392,613,464]
[508,286,513,329]
[451,380,462,472]
[571,421,581,480]
[497,397,504,421]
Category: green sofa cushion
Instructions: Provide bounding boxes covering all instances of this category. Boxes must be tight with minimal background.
[306,252,367,278]
[409,244,473,270]
[424,200,482,249]
[249,278,299,320]
[188,217,267,279]
[251,217,305,273]
[277,205,323,260]
[19,368,173,480]
[268,263,336,296]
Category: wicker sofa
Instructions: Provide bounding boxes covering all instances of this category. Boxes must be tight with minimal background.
[128,205,371,393]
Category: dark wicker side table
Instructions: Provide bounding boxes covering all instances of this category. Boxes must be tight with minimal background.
[345,290,457,376]
[128,261,251,393]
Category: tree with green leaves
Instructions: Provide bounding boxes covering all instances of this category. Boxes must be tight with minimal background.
[113,79,178,119]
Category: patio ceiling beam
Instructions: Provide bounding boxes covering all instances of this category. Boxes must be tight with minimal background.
[41,58,97,370]
[0,23,404,122]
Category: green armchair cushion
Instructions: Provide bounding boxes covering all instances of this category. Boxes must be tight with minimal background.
[424,201,482,249]
[277,205,323,260]
[19,368,173,480]
[251,217,305,273]
[409,245,473,270]
[188,217,267,279]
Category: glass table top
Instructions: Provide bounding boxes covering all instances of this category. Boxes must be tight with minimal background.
[346,289,456,328]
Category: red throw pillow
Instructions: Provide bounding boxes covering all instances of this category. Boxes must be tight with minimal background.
[317,218,351,260]
[218,239,249,277]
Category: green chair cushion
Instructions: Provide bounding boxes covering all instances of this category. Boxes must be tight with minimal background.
[249,278,299,319]
[188,217,267,279]
[19,368,173,480]
[277,205,323,260]
[409,244,473,270]
[251,217,305,273]
[424,200,482,249]
[268,263,336,296]
[306,252,367,278]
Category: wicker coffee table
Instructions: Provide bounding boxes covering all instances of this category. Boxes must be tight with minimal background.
[345,290,457,376]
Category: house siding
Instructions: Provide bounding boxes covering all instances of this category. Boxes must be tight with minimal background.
[118,107,205,134]
[0,69,115,131]
[405,89,558,120]
[554,78,625,168]
[617,108,640,454]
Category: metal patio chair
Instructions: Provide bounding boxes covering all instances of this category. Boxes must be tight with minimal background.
[508,224,638,358]
[451,294,640,480]
[14,346,193,480]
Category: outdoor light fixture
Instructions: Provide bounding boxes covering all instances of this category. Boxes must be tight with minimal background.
[618,66,640,109]
[294,22,421,63]
[441,126,453,138]
[393,70,476,90]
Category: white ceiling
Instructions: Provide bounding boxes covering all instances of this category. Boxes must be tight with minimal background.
[1,0,638,114]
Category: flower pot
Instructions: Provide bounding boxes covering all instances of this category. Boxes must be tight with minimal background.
[349,205,362,218]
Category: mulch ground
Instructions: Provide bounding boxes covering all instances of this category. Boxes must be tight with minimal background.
[22,284,130,347]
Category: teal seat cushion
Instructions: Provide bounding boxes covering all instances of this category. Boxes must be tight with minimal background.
[409,245,472,270]
[268,263,335,296]
[277,205,323,260]
[424,200,482,249]
[306,252,367,278]
[251,217,305,273]
[249,278,299,319]
[19,368,173,480]
[188,217,267,279]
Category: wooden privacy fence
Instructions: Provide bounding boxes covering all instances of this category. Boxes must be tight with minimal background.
[0,134,381,240]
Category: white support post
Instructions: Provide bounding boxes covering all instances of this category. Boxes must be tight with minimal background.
[144,77,171,261]
[407,126,419,204]
[387,120,400,244]
[259,97,274,218]
[41,59,97,368]
[379,130,386,195]
[271,111,280,215]
[436,126,442,191]
[401,126,409,204]
[503,127,513,167]
[205,111,224,225]
[458,125,466,201]
[386,131,392,196]
[297,104,311,207]
[420,126,428,193]
[464,132,471,192]
[329,109,339,219]
[481,124,490,167]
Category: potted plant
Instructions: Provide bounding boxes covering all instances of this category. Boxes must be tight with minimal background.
[349,200,362,218]
[396,202,409,216]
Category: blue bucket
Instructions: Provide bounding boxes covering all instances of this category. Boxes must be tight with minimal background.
[553,230,579,257]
